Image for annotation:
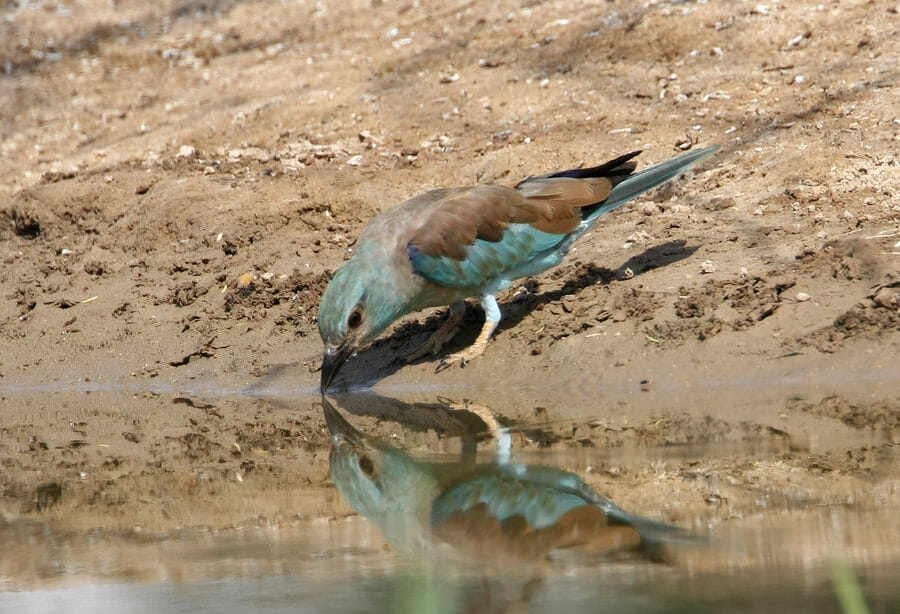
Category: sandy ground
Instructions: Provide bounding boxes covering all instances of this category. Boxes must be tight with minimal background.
[0,0,897,565]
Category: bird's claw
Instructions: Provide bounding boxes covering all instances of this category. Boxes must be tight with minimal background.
[434,344,488,373]
[406,307,465,363]
[434,355,467,373]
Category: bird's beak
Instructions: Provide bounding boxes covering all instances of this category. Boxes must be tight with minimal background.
[320,340,355,394]
[321,397,364,445]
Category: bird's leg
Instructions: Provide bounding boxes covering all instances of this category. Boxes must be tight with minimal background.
[406,301,466,362]
[435,294,500,371]
[446,399,511,464]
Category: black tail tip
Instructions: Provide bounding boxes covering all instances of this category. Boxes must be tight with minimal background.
[547,150,642,180]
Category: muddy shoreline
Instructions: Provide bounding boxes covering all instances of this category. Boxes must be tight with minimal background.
[0,0,897,567]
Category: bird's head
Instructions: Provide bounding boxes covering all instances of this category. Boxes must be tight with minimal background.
[323,399,437,547]
[318,259,409,392]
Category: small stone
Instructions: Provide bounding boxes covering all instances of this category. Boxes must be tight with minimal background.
[872,287,898,309]
[346,155,364,166]
[675,137,693,150]
[705,196,736,211]
[786,31,812,48]
[699,259,717,274]
[237,272,256,287]
[178,145,196,157]
[622,230,651,249]
[796,292,811,302]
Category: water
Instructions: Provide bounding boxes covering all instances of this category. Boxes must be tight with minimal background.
[0,387,896,612]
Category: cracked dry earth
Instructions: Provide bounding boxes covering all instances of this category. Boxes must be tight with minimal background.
[0,0,897,591]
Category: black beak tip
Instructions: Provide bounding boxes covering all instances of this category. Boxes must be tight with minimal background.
[320,343,353,395]
[321,395,364,443]
[320,363,335,395]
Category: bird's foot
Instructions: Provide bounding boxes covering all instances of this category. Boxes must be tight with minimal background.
[444,399,504,441]
[406,329,455,362]
[434,341,488,372]
[405,302,465,363]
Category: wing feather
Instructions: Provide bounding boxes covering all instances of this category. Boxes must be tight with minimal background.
[430,474,640,559]
[406,153,640,287]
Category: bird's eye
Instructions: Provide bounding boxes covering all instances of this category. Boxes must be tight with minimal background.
[347,309,363,330]
[358,455,376,478]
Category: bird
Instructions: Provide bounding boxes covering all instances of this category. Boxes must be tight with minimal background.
[319,145,721,392]
[323,397,697,561]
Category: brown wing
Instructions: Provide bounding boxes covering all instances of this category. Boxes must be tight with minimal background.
[434,502,640,560]
[409,152,639,261]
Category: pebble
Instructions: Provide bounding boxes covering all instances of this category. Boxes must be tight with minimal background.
[705,196,736,211]
[786,32,812,48]
[699,259,717,274]
[178,145,196,157]
[796,292,811,302]
[872,287,898,309]
[622,230,651,248]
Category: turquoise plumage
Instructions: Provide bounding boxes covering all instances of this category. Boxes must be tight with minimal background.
[319,146,721,391]
[323,398,695,559]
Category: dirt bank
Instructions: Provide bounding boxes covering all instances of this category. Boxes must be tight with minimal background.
[0,0,897,537]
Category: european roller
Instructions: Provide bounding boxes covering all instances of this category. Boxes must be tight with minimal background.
[323,397,696,561]
[319,146,720,391]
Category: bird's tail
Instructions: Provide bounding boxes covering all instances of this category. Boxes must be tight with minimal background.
[607,507,708,560]
[588,485,706,549]
[586,145,720,221]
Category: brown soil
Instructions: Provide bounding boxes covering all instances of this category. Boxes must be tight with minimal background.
[0,0,897,556]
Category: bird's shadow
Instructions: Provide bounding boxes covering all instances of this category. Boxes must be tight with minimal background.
[328,240,697,390]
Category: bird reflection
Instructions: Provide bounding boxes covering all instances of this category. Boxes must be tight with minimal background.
[323,397,699,564]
